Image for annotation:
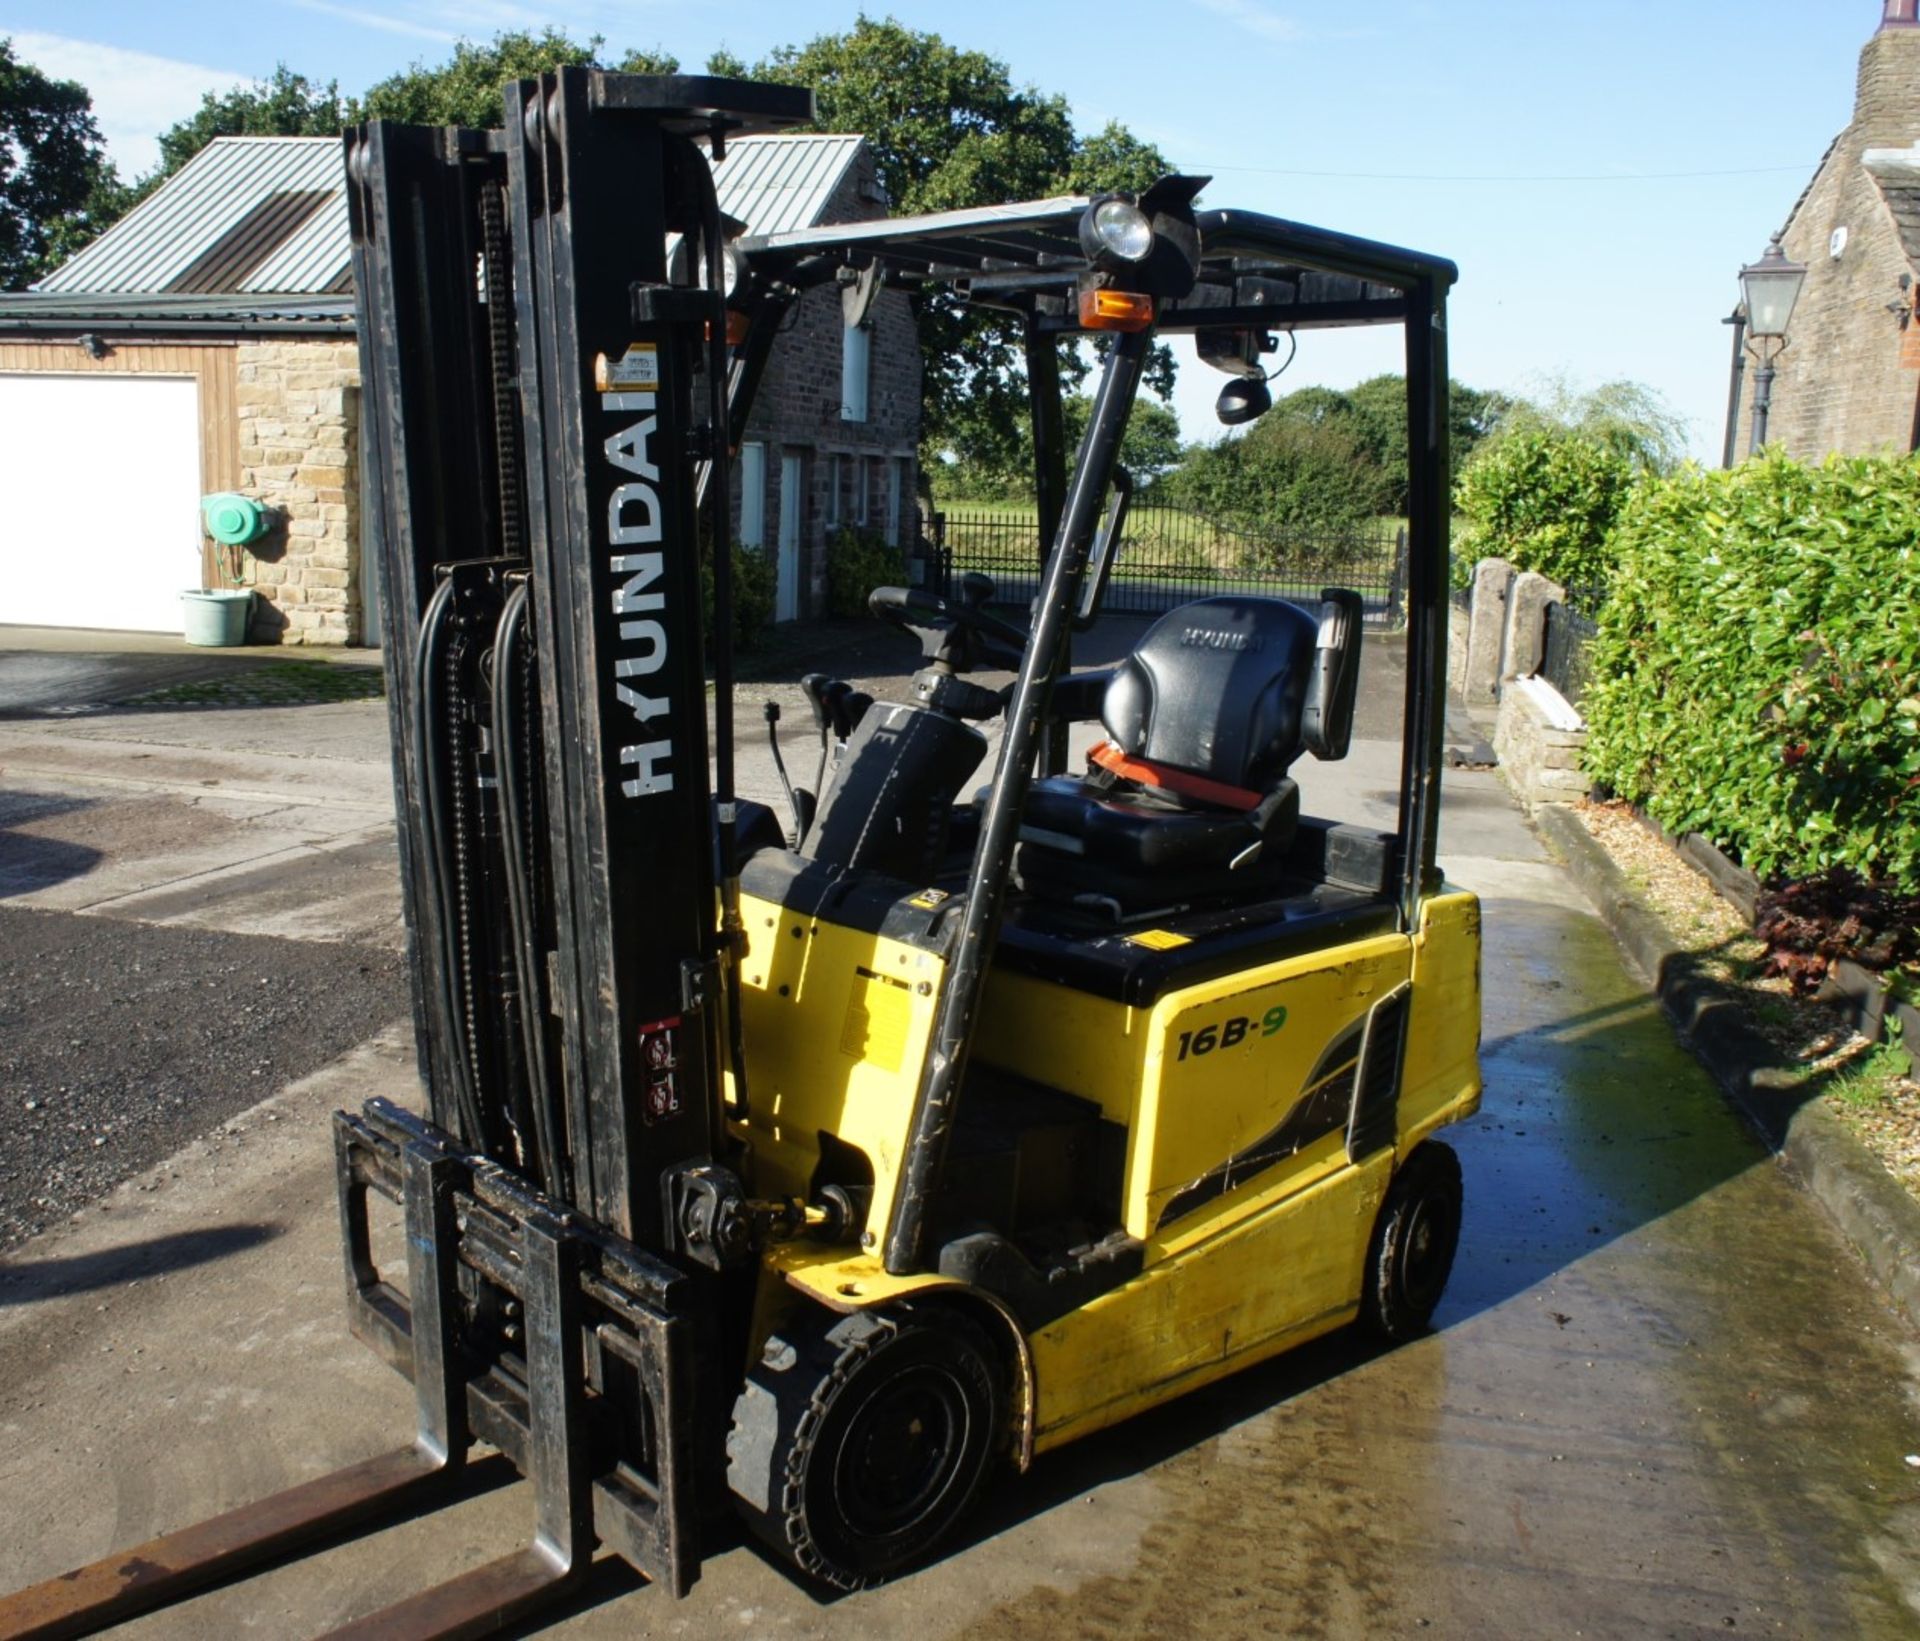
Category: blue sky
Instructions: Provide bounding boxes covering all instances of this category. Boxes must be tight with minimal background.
[4,2,1882,458]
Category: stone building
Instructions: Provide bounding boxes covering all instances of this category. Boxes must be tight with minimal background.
[0,131,917,641]
[1734,0,1920,458]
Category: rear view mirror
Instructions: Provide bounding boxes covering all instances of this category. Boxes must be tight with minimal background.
[1302,587,1365,760]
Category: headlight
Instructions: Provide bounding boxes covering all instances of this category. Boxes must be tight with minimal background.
[1081,197,1153,266]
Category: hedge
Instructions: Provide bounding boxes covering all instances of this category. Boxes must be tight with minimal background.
[1582,451,1920,893]
[1453,424,1636,591]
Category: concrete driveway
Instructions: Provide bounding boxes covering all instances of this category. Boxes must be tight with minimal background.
[0,621,1915,1637]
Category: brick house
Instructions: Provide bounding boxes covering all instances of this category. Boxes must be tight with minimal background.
[1734,1,1920,458]
[0,131,917,641]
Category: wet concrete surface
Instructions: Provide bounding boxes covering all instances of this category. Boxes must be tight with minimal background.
[0,632,354,720]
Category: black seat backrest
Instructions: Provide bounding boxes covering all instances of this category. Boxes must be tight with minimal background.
[1102,596,1319,791]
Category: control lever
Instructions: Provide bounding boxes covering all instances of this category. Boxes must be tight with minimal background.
[763,700,812,848]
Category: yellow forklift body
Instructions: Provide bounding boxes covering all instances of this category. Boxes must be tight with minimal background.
[733,884,1482,1452]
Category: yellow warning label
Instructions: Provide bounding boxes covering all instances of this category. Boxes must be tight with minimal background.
[595,344,660,393]
[1126,928,1192,951]
[840,973,909,1070]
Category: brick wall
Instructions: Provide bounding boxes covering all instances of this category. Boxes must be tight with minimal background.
[234,338,362,646]
[1735,22,1920,459]
[733,147,922,617]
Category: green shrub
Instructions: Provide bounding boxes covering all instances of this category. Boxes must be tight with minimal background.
[1583,450,1920,892]
[825,527,906,617]
[1454,426,1636,590]
[1164,417,1392,538]
[701,542,776,650]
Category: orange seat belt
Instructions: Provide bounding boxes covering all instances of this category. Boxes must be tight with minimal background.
[1087,740,1264,813]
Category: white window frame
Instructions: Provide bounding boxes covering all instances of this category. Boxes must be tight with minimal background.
[886,457,906,547]
[824,452,844,529]
[738,441,766,548]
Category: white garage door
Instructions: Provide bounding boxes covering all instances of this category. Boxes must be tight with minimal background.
[0,373,202,633]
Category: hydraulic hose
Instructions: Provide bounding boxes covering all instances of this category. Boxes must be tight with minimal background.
[412,577,487,1150]
[491,583,568,1200]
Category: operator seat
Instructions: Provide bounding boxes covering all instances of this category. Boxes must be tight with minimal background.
[1016,590,1364,916]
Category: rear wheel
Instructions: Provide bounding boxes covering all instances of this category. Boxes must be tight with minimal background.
[1360,1141,1463,1341]
[727,1302,1007,1590]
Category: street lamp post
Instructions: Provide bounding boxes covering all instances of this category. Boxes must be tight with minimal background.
[1739,237,1808,456]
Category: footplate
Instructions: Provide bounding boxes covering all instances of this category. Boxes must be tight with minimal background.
[0,1098,705,1640]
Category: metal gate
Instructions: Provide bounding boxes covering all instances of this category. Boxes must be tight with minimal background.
[924,502,1408,626]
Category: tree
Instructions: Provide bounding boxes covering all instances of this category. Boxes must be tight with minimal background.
[1167,415,1394,538]
[934,391,1183,499]
[1064,393,1183,486]
[153,66,345,182]
[1497,376,1688,475]
[0,39,119,288]
[356,31,677,127]
[1451,378,1685,590]
[1454,426,1635,591]
[750,19,1173,468]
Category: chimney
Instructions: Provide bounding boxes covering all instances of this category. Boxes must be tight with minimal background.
[1858,2,1920,146]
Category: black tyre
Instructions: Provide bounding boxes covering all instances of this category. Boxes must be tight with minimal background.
[1360,1141,1463,1342]
[727,1302,1007,1590]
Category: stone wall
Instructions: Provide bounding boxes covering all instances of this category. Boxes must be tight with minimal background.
[233,339,361,646]
[1493,676,1591,810]
[1734,19,1920,459]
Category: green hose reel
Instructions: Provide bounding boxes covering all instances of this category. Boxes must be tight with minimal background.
[202,492,272,547]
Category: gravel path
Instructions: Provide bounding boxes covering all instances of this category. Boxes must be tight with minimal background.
[0,905,406,1249]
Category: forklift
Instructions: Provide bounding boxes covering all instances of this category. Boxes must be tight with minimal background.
[0,71,1478,1636]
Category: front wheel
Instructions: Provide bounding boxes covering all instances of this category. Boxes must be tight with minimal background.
[1360,1141,1463,1341]
[727,1302,1008,1590]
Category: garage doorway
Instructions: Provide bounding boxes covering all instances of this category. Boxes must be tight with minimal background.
[0,373,202,632]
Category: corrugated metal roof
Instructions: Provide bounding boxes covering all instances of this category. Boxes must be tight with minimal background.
[713,134,866,236]
[39,139,351,294]
[37,131,868,297]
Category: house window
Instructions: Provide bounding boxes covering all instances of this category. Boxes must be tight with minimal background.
[853,455,870,525]
[824,453,845,529]
[841,322,871,423]
[738,441,766,548]
[886,457,905,548]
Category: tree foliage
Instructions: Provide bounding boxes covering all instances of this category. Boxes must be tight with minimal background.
[1451,377,1684,588]
[1583,451,1920,892]
[935,392,1183,499]
[155,66,345,180]
[1453,426,1635,590]
[0,39,119,288]
[750,18,1173,467]
[1165,414,1394,537]
[355,30,677,127]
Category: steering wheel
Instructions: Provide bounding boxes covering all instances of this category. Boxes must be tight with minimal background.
[868,573,1028,670]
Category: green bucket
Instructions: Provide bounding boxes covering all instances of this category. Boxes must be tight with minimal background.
[181,588,255,647]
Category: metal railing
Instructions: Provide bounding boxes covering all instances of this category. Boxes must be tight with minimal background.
[923,502,1409,626]
[1541,596,1600,708]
